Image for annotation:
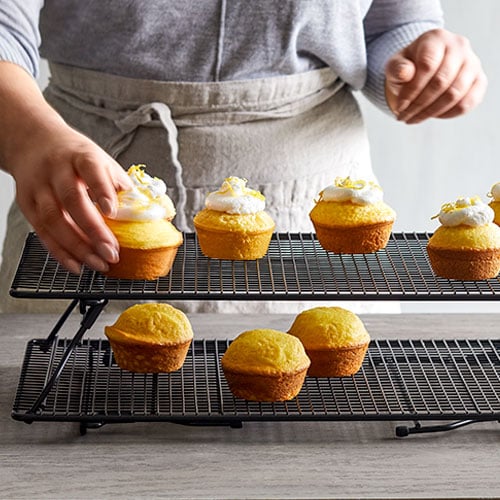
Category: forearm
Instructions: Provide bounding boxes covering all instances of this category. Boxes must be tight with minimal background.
[0,61,67,173]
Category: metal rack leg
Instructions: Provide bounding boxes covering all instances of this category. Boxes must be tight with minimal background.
[26,299,108,416]
[395,419,497,437]
[80,422,106,436]
[41,299,80,350]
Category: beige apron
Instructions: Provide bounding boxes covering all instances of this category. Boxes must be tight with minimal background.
[0,63,398,314]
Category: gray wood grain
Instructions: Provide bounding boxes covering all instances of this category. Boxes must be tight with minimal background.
[1,312,500,499]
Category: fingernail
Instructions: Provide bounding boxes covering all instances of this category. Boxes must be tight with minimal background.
[397,100,410,113]
[97,242,120,263]
[387,84,400,97]
[86,254,109,273]
[398,110,414,122]
[64,258,82,275]
[407,118,422,125]
[396,63,408,76]
[99,197,116,218]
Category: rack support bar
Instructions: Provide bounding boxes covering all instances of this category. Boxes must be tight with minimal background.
[27,299,108,415]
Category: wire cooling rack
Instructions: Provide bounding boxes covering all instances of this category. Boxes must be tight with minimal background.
[12,338,500,427]
[10,232,500,300]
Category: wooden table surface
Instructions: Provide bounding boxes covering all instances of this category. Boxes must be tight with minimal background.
[1,311,500,500]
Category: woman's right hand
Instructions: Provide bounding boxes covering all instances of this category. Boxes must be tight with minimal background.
[0,61,133,274]
[7,124,132,275]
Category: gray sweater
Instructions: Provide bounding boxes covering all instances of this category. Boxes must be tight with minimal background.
[0,0,443,112]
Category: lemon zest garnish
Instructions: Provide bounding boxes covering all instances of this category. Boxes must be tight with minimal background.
[431,195,482,220]
[487,182,500,199]
[333,176,381,191]
[128,164,148,185]
[213,176,265,201]
[317,177,381,202]
[127,164,163,189]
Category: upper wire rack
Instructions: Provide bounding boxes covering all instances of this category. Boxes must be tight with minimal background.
[10,232,500,300]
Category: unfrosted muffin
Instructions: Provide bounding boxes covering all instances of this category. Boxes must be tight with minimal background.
[221,329,310,401]
[488,182,500,226]
[104,303,193,373]
[193,177,275,260]
[288,306,370,377]
[309,177,396,253]
[427,196,500,280]
[103,164,183,280]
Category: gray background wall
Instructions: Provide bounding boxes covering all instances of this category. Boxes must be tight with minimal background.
[1,0,498,311]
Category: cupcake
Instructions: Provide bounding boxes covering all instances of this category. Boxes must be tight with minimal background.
[288,306,370,377]
[104,303,193,373]
[309,176,396,253]
[103,164,183,280]
[427,196,500,280]
[488,182,500,226]
[193,177,275,260]
[221,329,310,401]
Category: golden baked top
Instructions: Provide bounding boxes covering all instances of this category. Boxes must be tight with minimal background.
[221,329,310,375]
[309,200,396,227]
[193,209,275,233]
[104,218,183,249]
[428,224,500,250]
[105,303,193,346]
[288,306,370,349]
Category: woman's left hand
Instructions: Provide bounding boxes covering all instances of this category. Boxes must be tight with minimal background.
[385,28,487,124]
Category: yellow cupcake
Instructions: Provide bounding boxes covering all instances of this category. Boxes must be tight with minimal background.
[221,329,310,401]
[104,218,182,280]
[103,165,183,280]
[194,177,275,260]
[288,307,370,377]
[427,196,500,280]
[105,303,193,373]
[309,177,396,253]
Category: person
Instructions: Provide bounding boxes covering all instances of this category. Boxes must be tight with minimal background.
[0,1,487,313]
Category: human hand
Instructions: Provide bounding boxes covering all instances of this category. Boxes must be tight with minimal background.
[8,124,132,275]
[385,28,487,124]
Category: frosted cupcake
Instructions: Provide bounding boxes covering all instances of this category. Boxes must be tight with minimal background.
[427,196,500,280]
[193,176,275,260]
[309,177,396,253]
[103,164,183,280]
[488,182,500,226]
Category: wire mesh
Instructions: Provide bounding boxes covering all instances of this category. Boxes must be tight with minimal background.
[10,232,500,301]
[12,338,500,424]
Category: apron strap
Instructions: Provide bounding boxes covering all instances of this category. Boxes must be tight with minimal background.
[110,102,189,232]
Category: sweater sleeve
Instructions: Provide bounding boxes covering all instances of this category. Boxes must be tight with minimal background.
[0,0,44,77]
[363,0,444,114]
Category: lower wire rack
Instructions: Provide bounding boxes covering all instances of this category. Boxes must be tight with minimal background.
[12,338,500,432]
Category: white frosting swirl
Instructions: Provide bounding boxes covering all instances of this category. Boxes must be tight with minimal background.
[490,182,500,201]
[112,165,176,221]
[320,177,383,205]
[436,196,493,227]
[205,177,266,214]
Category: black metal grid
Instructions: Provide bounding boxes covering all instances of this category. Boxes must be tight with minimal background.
[12,338,500,424]
[10,232,500,301]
